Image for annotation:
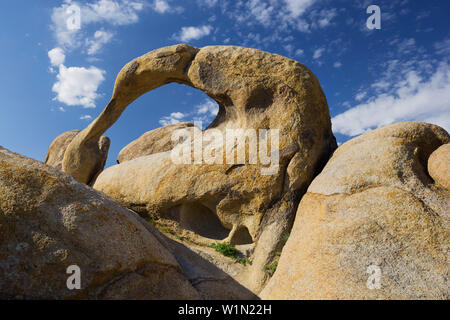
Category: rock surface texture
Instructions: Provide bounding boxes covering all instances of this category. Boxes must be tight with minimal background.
[0,146,200,299]
[428,143,450,190]
[45,130,110,185]
[261,122,450,300]
[62,44,337,293]
[117,122,194,164]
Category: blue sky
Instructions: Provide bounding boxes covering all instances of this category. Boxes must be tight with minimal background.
[0,0,449,168]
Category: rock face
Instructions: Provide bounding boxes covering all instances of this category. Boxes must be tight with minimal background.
[261,122,450,300]
[0,146,199,299]
[63,44,336,293]
[117,122,194,164]
[428,143,450,189]
[45,130,110,185]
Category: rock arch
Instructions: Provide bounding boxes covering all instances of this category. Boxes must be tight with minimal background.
[61,44,337,293]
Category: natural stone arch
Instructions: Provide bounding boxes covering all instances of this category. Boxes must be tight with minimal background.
[62,44,199,184]
[62,44,337,294]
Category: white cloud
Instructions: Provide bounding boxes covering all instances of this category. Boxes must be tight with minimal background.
[153,0,170,13]
[247,0,275,26]
[158,99,218,127]
[284,44,294,56]
[59,106,66,112]
[196,100,219,116]
[80,115,93,120]
[221,0,321,38]
[152,0,183,14]
[296,19,310,32]
[48,47,66,66]
[397,38,416,55]
[51,0,144,48]
[355,91,366,101]
[311,8,337,28]
[171,112,186,119]
[81,0,144,25]
[295,48,304,56]
[159,112,187,126]
[85,30,114,55]
[284,0,316,18]
[173,25,212,42]
[313,47,324,59]
[434,37,450,56]
[333,61,342,68]
[52,64,106,108]
[332,63,450,136]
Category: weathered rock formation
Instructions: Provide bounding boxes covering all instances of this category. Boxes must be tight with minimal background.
[261,122,450,300]
[0,146,200,299]
[45,130,110,185]
[61,44,337,293]
[428,143,450,189]
[117,122,194,164]
[1,145,258,299]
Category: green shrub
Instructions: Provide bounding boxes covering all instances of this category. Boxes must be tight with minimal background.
[235,256,252,266]
[210,242,238,258]
[264,261,278,277]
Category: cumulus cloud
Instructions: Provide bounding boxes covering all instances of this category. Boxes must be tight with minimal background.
[159,112,187,126]
[152,0,183,14]
[79,0,144,25]
[52,64,106,108]
[196,100,219,116]
[51,0,144,48]
[153,0,170,13]
[333,61,342,68]
[332,63,450,136]
[173,25,212,42]
[49,1,144,110]
[48,47,66,66]
[85,30,114,55]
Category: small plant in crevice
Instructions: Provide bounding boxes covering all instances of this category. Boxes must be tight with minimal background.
[143,215,156,226]
[210,242,252,266]
[264,261,278,277]
[210,242,238,257]
[235,256,252,266]
[281,232,290,244]
[175,234,185,241]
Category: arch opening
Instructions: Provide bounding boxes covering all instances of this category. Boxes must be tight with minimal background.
[230,226,253,245]
[164,202,230,241]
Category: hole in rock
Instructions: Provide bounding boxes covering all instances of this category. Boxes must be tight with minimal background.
[167,202,230,240]
[230,226,253,245]
[103,83,221,169]
[245,86,274,110]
